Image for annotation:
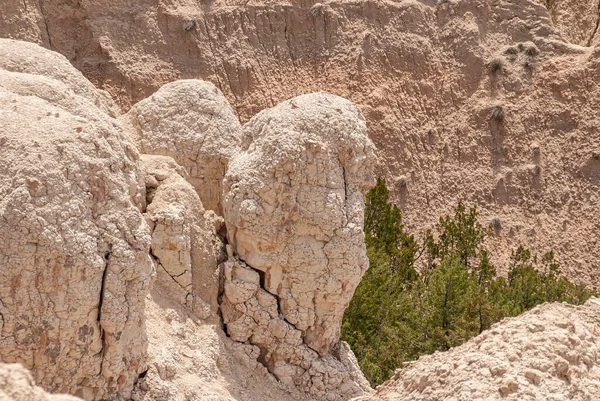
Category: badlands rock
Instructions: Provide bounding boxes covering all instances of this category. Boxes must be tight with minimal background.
[1,0,598,291]
[131,283,314,401]
[538,0,600,46]
[0,363,80,401]
[141,154,225,319]
[221,92,375,398]
[124,80,243,214]
[0,40,153,400]
[357,299,600,401]
[0,38,118,117]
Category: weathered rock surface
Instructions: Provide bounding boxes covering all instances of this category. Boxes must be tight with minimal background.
[124,80,243,214]
[357,298,600,401]
[0,38,118,117]
[0,364,80,401]
[141,154,225,319]
[0,39,154,400]
[0,0,598,292]
[221,92,375,398]
[0,38,373,401]
[131,284,313,401]
[538,0,600,46]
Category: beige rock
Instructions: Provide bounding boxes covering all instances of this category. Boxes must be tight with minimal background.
[124,80,243,214]
[141,154,225,319]
[224,92,376,353]
[360,300,600,401]
[222,92,375,398]
[537,0,600,46]
[0,0,598,294]
[0,39,118,117]
[0,363,81,401]
[131,284,317,401]
[0,40,153,400]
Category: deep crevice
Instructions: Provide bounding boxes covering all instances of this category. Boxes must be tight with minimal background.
[97,247,111,374]
[98,250,111,322]
[231,257,322,355]
[588,1,600,47]
[256,345,270,370]
[37,0,53,49]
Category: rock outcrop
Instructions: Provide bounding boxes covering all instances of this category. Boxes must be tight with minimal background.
[0,37,374,401]
[124,80,243,214]
[0,0,598,293]
[221,92,375,399]
[0,39,154,400]
[141,154,225,319]
[357,298,600,401]
[0,364,80,401]
[537,0,600,46]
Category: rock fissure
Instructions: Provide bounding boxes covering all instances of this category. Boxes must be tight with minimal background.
[36,0,52,49]
[588,0,600,46]
[97,249,111,324]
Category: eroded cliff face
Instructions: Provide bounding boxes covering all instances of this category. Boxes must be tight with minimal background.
[0,38,375,401]
[221,92,375,398]
[1,0,598,292]
[0,39,154,400]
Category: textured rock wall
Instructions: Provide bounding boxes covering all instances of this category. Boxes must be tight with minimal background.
[124,80,243,214]
[141,154,225,320]
[0,41,373,400]
[221,92,375,399]
[0,0,598,292]
[0,364,80,401]
[0,39,154,400]
[537,0,600,46]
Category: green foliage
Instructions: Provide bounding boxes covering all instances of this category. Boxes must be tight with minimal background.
[342,177,596,387]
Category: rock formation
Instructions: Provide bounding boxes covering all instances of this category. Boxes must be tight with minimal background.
[134,89,375,399]
[356,298,600,401]
[0,39,154,399]
[223,93,376,351]
[1,0,600,398]
[0,38,374,401]
[141,154,225,319]
[0,364,80,401]
[0,0,598,293]
[124,80,243,214]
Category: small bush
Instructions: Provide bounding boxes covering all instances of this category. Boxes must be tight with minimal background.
[183,19,197,31]
[524,58,536,72]
[487,58,504,74]
[490,105,505,123]
[503,47,519,61]
[525,46,540,57]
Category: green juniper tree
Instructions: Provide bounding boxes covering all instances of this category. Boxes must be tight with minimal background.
[342,178,596,386]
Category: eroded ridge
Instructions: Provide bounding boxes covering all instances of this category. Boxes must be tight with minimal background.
[221,92,376,399]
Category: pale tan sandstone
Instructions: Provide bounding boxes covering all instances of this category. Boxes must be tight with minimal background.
[0,364,80,401]
[355,299,600,401]
[0,0,597,293]
[220,256,373,399]
[124,80,243,214]
[131,283,314,401]
[538,0,600,46]
[0,39,118,117]
[0,40,154,400]
[221,92,375,398]
[224,92,376,354]
[141,154,225,320]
